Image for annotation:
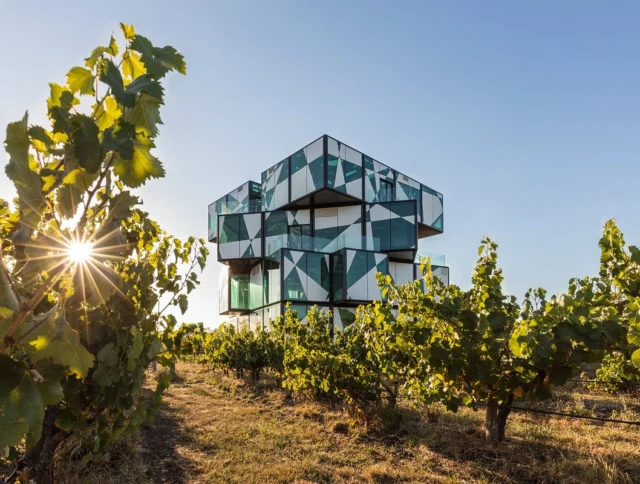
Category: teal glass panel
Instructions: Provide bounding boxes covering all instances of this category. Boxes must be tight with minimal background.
[344,161,362,183]
[289,304,308,322]
[289,225,312,250]
[291,150,306,174]
[346,250,368,288]
[392,200,415,217]
[306,138,325,190]
[390,201,416,250]
[327,137,362,197]
[371,221,391,252]
[249,265,263,309]
[283,250,306,300]
[264,258,281,304]
[219,269,229,313]
[379,181,394,202]
[305,252,330,300]
[230,274,249,310]
[327,153,338,188]
[364,156,376,202]
[333,253,344,300]
[265,211,287,236]
[308,158,325,189]
[261,159,289,211]
[390,217,412,250]
[220,215,240,243]
[314,226,337,249]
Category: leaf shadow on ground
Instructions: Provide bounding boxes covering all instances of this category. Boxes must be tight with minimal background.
[139,391,198,483]
[136,366,640,484]
[369,404,640,483]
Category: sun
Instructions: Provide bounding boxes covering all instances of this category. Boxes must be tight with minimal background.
[66,241,94,264]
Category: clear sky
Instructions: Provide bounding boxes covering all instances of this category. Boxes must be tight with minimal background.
[1,1,639,328]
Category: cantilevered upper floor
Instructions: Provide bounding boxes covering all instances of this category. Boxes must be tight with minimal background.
[208,135,444,243]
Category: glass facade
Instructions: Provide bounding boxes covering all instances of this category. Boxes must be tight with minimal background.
[332,249,389,302]
[290,137,324,202]
[326,137,363,199]
[230,274,249,310]
[261,159,289,211]
[389,261,415,286]
[282,250,330,302]
[208,181,261,242]
[210,135,447,329]
[333,307,356,330]
[365,201,417,253]
[219,268,229,314]
[364,156,395,203]
[395,173,421,208]
[217,212,263,260]
[421,185,444,230]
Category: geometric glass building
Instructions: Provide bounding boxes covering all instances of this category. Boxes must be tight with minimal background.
[208,135,448,330]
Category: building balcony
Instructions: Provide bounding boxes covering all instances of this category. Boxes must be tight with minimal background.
[414,251,446,267]
[265,233,381,258]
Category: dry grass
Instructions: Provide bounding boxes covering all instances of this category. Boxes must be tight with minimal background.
[54,363,640,483]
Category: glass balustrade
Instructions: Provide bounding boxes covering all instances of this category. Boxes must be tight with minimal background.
[414,251,446,267]
[266,234,381,257]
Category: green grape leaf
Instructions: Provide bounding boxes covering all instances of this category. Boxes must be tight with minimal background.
[602,321,624,343]
[127,327,144,372]
[66,67,96,95]
[631,349,640,369]
[125,74,164,100]
[0,306,14,319]
[84,264,121,307]
[70,114,101,173]
[95,96,122,132]
[122,50,146,79]
[0,355,45,449]
[85,36,119,69]
[99,59,135,108]
[1,260,19,313]
[92,342,120,387]
[28,125,54,152]
[4,113,46,227]
[63,167,99,189]
[177,294,188,315]
[102,120,136,159]
[34,360,66,406]
[113,135,165,187]
[126,93,163,137]
[147,337,164,359]
[109,191,139,221]
[23,308,95,379]
[55,409,78,432]
[56,182,83,219]
[628,322,640,347]
[47,83,78,110]
[130,35,186,78]
[120,23,136,40]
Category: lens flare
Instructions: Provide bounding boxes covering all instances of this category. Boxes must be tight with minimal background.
[66,241,94,263]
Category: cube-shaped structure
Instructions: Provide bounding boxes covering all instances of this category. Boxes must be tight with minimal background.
[208,135,448,329]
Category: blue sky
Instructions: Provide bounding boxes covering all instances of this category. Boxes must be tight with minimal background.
[2,1,639,327]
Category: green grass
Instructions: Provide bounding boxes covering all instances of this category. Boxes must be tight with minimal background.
[54,363,640,483]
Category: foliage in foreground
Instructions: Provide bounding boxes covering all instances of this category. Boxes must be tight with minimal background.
[0,24,208,482]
